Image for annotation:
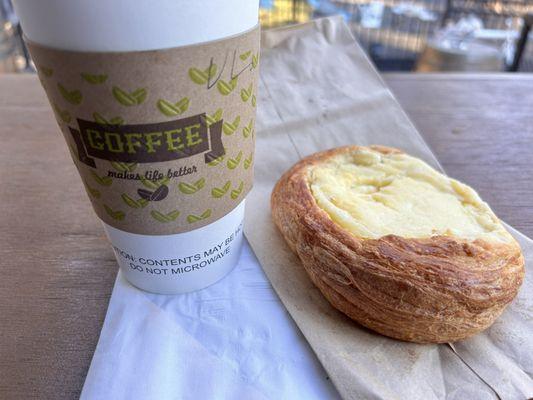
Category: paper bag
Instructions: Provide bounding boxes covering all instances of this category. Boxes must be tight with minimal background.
[246,17,533,400]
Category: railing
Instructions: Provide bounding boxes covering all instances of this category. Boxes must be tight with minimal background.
[260,0,313,27]
[260,0,533,71]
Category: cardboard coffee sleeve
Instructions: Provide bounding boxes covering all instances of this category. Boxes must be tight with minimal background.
[28,25,260,235]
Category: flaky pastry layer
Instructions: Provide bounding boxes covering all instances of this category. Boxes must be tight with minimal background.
[271,145,524,343]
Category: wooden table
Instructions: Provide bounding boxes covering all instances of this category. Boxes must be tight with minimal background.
[1,73,532,399]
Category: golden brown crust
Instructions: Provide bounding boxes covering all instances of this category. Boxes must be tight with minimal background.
[271,145,525,343]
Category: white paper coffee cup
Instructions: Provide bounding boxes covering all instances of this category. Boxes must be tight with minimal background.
[14,0,259,294]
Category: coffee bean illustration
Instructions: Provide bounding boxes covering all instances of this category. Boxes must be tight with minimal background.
[137,185,169,202]
[138,188,154,200]
[151,185,169,201]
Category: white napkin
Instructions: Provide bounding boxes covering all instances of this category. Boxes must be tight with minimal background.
[81,240,340,400]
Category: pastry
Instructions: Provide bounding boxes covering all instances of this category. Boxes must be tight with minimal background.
[271,145,524,343]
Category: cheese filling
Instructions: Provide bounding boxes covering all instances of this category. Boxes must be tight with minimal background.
[309,148,513,243]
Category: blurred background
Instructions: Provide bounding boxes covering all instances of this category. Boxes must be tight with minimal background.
[1,0,532,73]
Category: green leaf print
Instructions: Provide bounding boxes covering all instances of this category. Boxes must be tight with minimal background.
[140,175,169,190]
[230,181,244,200]
[93,112,124,125]
[226,151,243,170]
[39,66,53,77]
[121,194,148,209]
[156,97,190,116]
[240,50,251,61]
[112,86,147,106]
[151,210,180,223]
[187,209,212,224]
[111,161,137,172]
[91,171,112,186]
[104,205,125,221]
[240,84,252,102]
[211,181,231,198]
[53,103,71,123]
[85,184,101,199]
[205,109,223,126]
[243,153,253,170]
[58,83,82,105]
[178,178,205,195]
[243,119,254,138]
[222,116,241,135]
[81,73,108,84]
[207,154,225,167]
[251,53,260,69]
[189,63,218,85]
[217,76,238,96]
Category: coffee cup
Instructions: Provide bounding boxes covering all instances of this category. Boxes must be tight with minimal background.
[14,0,260,294]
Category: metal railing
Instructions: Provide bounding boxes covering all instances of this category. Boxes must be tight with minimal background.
[260,0,313,27]
[260,0,533,71]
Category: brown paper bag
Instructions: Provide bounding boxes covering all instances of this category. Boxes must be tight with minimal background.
[246,17,533,400]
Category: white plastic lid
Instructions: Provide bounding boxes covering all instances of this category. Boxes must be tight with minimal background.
[13,0,259,51]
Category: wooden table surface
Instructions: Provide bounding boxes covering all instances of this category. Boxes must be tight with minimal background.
[1,73,532,399]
